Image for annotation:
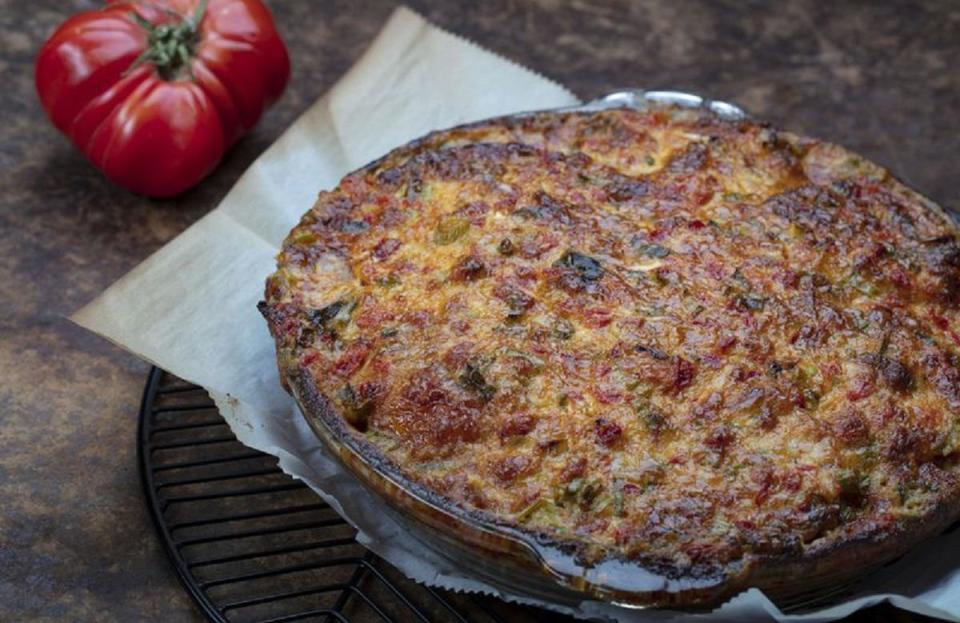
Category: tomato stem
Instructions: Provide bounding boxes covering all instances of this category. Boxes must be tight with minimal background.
[127,0,208,81]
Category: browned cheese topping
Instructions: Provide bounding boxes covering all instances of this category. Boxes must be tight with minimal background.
[262,107,960,575]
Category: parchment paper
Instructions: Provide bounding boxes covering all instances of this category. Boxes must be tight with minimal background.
[73,7,960,622]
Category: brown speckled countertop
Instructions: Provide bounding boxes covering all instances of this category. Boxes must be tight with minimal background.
[1,1,957,621]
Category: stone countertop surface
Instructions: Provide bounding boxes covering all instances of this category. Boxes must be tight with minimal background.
[1,0,957,621]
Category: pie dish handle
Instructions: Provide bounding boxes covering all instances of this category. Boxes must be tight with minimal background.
[561,88,749,120]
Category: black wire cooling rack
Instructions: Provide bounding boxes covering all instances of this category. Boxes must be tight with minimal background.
[139,367,950,623]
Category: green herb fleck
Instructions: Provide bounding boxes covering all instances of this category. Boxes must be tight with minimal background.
[638,305,667,317]
[801,388,820,410]
[846,272,879,296]
[434,216,469,245]
[553,318,575,339]
[376,274,400,288]
[612,479,626,517]
[850,310,870,331]
[637,404,666,434]
[637,243,671,258]
[798,362,818,380]
[291,230,317,245]
[735,295,766,312]
[458,363,496,401]
[555,250,603,281]
[502,348,545,372]
[516,497,546,522]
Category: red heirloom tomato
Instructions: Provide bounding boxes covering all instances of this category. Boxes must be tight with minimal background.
[35,0,290,198]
